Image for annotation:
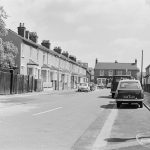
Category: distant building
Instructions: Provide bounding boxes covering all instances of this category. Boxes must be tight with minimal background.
[88,67,94,82]
[144,64,150,84]
[94,59,139,85]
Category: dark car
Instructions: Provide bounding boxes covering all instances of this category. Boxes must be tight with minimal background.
[115,79,144,108]
[111,75,132,98]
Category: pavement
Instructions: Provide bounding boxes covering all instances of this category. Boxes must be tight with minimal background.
[143,92,150,110]
[0,88,77,109]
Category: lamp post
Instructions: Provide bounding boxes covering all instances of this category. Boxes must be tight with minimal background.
[57,55,61,90]
[140,50,143,87]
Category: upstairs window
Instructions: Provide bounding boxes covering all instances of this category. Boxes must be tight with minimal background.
[43,52,45,64]
[108,70,113,76]
[37,49,39,61]
[100,70,104,76]
[127,71,131,76]
[30,46,33,57]
[117,70,122,75]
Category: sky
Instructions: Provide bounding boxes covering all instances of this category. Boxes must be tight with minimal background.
[1,0,150,70]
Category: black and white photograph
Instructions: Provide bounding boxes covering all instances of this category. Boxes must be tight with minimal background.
[0,0,150,149]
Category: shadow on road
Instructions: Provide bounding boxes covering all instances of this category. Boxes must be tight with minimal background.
[98,95,112,99]
[100,103,139,109]
[105,137,136,142]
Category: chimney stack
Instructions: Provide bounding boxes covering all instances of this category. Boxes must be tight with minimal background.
[62,51,69,57]
[41,40,50,49]
[29,32,38,43]
[135,59,137,65]
[25,30,29,39]
[18,23,26,37]
[95,58,98,65]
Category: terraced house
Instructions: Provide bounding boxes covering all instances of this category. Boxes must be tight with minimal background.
[94,59,139,86]
[2,23,88,90]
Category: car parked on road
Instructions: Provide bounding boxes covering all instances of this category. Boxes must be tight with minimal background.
[78,83,90,92]
[115,79,144,108]
[97,83,104,89]
[111,75,132,98]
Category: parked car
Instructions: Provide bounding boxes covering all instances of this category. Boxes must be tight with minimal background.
[111,75,132,98]
[115,79,144,108]
[78,83,90,92]
[106,82,111,88]
[97,83,104,89]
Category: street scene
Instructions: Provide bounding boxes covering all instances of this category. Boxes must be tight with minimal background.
[1,0,150,150]
[0,89,150,150]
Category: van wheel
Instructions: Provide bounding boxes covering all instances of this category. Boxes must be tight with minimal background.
[112,93,115,98]
[117,102,120,108]
[139,102,143,108]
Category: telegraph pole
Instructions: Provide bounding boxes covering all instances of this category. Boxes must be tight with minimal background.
[140,50,143,87]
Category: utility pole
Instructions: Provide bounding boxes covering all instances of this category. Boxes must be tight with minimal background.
[140,50,143,87]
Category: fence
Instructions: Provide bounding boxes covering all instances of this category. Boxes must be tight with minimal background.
[144,84,150,93]
[0,70,43,95]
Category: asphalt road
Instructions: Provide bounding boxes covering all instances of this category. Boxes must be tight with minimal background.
[0,89,150,150]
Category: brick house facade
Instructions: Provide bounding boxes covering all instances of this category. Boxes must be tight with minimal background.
[94,59,139,85]
[1,23,88,90]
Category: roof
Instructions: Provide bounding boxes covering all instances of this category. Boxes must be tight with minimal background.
[95,62,139,70]
[8,29,87,70]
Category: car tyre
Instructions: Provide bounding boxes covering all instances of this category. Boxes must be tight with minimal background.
[112,93,115,98]
[139,102,143,108]
[117,102,120,108]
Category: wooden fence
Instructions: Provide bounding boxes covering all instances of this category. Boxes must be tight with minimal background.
[144,84,150,93]
[0,70,43,95]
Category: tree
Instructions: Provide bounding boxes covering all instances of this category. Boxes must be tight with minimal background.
[0,6,18,70]
[0,6,7,36]
[1,41,18,68]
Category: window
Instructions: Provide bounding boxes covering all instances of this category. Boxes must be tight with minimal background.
[108,70,113,76]
[127,71,131,76]
[28,68,33,76]
[43,52,45,64]
[21,44,24,58]
[30,46,33,57]
[119,81,141,89]
[117,71,122,75]
[21,66,24,74]
[100,70,104,76]
[37,50,39,61]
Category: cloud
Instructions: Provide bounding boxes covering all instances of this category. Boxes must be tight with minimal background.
[77,26,92,33]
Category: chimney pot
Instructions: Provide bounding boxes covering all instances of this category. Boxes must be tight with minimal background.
[18,23,26,37]
[41,40,50,49]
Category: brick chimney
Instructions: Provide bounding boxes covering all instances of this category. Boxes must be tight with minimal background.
[41,40,50,49]
[18,23,26,37]
[29,32,38,43]
[95,58,98,65]
[25,30,29,39]
[135,59,137,65]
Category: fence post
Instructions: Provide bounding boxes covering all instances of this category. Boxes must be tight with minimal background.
[10,69,13,94]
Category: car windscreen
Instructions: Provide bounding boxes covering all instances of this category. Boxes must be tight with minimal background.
[80,83,87,86]
[113,76,131,82]
[119,81,141,89]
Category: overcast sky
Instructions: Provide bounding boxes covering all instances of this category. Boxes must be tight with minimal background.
[1,0,150,70]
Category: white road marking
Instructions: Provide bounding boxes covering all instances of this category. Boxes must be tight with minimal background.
[32,107,62,116]
[92,106,118,150]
